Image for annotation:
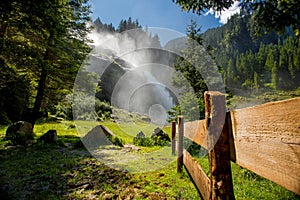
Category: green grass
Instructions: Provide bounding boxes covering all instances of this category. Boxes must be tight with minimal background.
[0,126,7,136]
[34,121,79,137]
[99,120,171,144]
[230,162,298,199]
[193,155,299,199]
[1,120,299,199]
[131,162,200,199]
[227,88,300,109]
[0,121,200,199]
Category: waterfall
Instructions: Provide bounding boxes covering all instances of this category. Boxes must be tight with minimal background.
[111,63,176,125]
[85,28,179,124]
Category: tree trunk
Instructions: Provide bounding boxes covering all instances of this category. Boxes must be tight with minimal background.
[29,28,54,127]
[29,66,47,127]
[29,43,51,127]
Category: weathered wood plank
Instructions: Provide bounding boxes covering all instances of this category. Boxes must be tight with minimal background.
[184,119,207,149]
[205,91,227,151]
[205,91,235,200]
[226,112,237,162]
[184,150,211,200]
[230,97,300,195]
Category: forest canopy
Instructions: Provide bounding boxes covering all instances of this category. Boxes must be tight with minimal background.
[202,13,300,92]
[0,0,92,126]
[1,0,300,126]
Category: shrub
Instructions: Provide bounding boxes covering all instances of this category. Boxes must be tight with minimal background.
[151,135,170,146]
[95,100,112,121]
[111,136,124,147]
[133,134,171,147]
[133,137,154,147]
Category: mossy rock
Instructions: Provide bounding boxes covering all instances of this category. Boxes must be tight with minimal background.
[5,121,34,146]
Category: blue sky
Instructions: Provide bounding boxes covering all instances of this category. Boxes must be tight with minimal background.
[89,0,226,34]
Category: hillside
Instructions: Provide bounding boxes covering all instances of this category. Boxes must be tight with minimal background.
[202,13,300,93]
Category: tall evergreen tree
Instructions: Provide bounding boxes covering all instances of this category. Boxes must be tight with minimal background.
[171,20,208,119]
[271,63,278,90]
[201,13,300,91]
[0,0,92,126]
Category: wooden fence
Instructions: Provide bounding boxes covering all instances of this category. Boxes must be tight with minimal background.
[173,91,300,199]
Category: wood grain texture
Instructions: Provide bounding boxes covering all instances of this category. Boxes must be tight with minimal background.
[205,91,227,151]
[206,92,235,200]
[184,150,211,200]
[184,119,207,149]
[226,112,236,162]
[230,97,300,195]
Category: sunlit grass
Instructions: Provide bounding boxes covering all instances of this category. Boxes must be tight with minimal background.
[228,88,300,109]
[1,120,298,199]
[0,119,172,146]
[131,161,200,199]
[0,120,200,199]
[34,121,79,137]
[99,120,172,144]
[0,126,7,135]
[193,155,299,199]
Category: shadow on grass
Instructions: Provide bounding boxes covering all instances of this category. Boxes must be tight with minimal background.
[0,136,134,199]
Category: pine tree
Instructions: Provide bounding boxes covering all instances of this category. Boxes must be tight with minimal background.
[226,58,236,86]
[151,34,161,48]
[172,20,209,119]
[271,62,278,90]
[253,72,259,92]
[0,0,92,126]
[256,42,267,73]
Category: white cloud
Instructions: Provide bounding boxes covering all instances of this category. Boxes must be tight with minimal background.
[205,1,241,24]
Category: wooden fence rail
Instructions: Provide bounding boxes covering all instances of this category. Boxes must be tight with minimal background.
[174,91,300,199]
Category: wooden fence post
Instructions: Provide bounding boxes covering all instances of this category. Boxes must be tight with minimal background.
[172,121,176,155]
[177,116,184,173]
[205,91,235,200]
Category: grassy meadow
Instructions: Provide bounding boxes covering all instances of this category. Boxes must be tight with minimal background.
[0,120,299,199]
